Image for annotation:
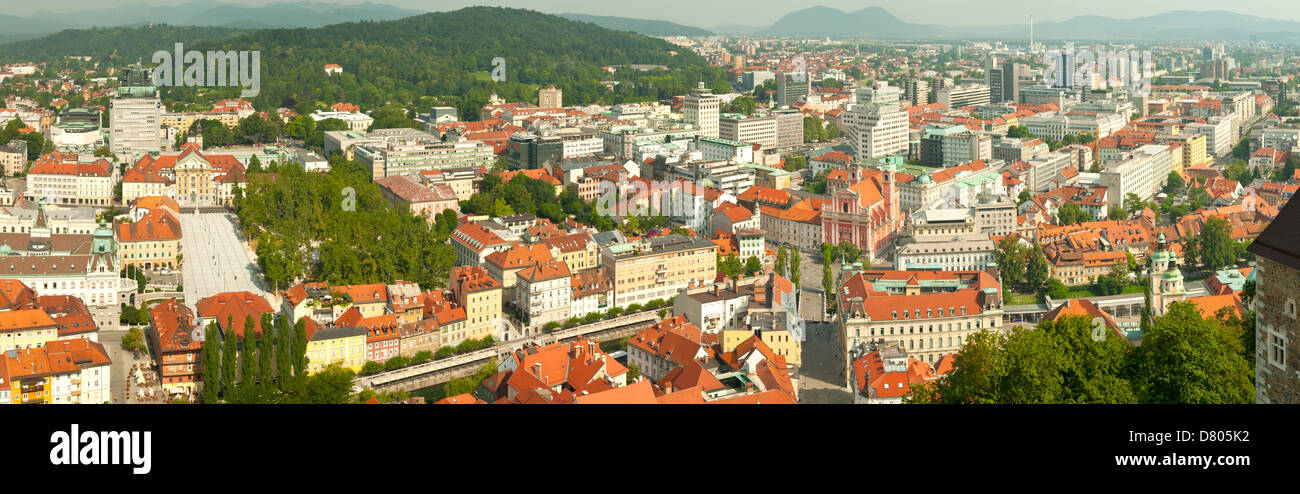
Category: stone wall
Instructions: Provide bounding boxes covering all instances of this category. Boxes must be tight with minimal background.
[1255,256,1300,404]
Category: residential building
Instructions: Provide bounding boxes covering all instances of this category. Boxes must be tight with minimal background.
[24,155,116,206]
[302,318,367,374]
[851,344,940,404]
[0,141,27,176]
[1,337,111,404]
[451,222,514,267]
[515,260,571,332]
[196,291,274,341]
[147,299,201,393]
[601,234,717,307]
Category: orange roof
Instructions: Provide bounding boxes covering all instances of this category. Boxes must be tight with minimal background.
[574,379,658,404]
[0,308,58,333]
[485,244,553,270]
[334,283,388,305]
[500,168,561,186]
[148,299,201,353]
[196,292,274,339]
[117,208,181,242]
[516,259,571,282]
[435,393,486,404]
[1185,295,1245,321]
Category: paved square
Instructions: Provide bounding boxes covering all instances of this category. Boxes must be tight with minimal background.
[179,213,273,305]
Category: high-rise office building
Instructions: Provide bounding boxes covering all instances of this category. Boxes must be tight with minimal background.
[109,65,163,160]
[904,79,930,106]
[856,81,902,107]
[936,84,992,108]
[684,83,721,138]
[776,72,810,107]
[845,103,908,159]
[987,60,1030,103]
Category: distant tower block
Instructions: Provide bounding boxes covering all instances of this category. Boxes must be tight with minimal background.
[1029,15,1034,50]
[539,85,562,108]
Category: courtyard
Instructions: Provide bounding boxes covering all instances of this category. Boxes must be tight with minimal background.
[179,212,274,306]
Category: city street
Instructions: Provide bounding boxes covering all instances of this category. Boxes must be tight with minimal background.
[785,251,853,403]
[797,321,852,404]
[179,213,273,305]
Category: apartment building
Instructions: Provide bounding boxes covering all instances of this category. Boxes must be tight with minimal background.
[449,266,503,344]
[719,113,777,147]
[147,299,201,393]
[0,338,111,404]
[601,234,717,307]
[451,222,514,267]
[0,141,25,176]
[302,318,367,374]
[515,260,572,332]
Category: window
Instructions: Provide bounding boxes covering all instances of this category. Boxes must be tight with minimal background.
[1270,335,1286,368]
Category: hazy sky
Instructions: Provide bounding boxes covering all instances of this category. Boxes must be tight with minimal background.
[23,0,1300,27]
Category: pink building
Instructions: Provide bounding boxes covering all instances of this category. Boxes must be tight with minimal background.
[375,176,460,221]
[820,167,903,260]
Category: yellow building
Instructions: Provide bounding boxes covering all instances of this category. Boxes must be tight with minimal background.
[721,328,802,366]
[0,309,59,352]
[542,232,600,273]
[1163,133,1209,172]
[303,319,366,374]
[116,208,182,270]
[450,266,502,343]
[160,111,241,132]
[602,234,718,308]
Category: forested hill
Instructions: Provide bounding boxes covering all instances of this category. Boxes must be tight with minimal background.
[0,7,724,119]
[0,25,248,63]
[207,6,724,116]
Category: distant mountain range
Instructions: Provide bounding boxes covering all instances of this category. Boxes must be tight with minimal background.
[558,13,712,37]
[4,3,1300,44]
[742,6,1300,42]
